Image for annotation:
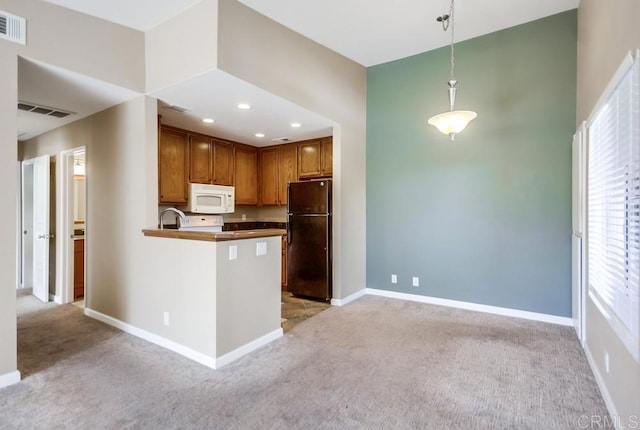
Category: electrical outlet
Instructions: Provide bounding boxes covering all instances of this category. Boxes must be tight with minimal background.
[391,274,397,284]
[229,245,238,260]
[242,213,247,221]
[412,277,419,287]
[604,351,610,373]
[163,312,170,326]
[256,241,267,256]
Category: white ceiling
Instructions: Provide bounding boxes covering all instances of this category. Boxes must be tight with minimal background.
[18,57,141,141]
[153,70,334,147]
[22,0,579,143]
[41,0,202,31]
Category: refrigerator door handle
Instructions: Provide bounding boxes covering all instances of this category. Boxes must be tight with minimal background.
[287,222,292,245]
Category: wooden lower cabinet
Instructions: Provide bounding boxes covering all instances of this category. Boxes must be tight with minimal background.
[74,239,85,300]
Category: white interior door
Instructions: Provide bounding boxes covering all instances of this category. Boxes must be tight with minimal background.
[21,162,34,289]
[32,155,51,302]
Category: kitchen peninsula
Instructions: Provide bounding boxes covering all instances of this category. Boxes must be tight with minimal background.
[137,228,286,368]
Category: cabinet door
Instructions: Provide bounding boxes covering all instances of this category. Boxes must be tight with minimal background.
[234,147,258,205]
[298,140,321,178]
[213,140,234,186]
[74,239,84,300]
[260,148,279,205]
[320,137,332,176]
[278,145,297,206]
[189,135,212,184]
[158,127,189,204]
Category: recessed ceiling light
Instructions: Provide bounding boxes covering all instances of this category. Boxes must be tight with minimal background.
[255,133,265,138]
[202,118,214,124]
[237,103,251,110]
[291,122,301,128]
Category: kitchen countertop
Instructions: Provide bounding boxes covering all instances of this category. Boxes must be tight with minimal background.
[142,228,286,242]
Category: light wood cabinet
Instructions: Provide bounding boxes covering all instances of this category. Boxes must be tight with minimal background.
[189,136,235,186]
[320,137,333,177]
[74,239,84,300]
[189,135,212,184]
[260,144,298,206]
[159,126,189,204]
[298,136,332,179]
[278,145,298,206]
[234,145,258,205]
[213,140,234,186]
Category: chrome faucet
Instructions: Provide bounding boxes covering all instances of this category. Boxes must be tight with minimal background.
[159,207,186,230]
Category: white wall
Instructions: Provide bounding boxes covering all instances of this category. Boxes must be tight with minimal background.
[577,0,640,421]
[145,0,219,93]
[0,42,19,385]
[0,0,145,91]
[216,0,367,300]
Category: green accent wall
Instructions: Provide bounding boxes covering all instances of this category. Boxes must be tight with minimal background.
[366,10,577,316]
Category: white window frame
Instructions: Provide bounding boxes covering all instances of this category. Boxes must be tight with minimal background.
[586,50,640,362]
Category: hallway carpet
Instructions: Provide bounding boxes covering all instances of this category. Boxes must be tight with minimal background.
[1,293,608,429]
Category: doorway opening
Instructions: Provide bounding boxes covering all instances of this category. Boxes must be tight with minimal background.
[57,147,86,307]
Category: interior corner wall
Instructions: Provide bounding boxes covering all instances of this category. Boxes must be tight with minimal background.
[0,44,18,383]
[577,0,640,421]
[0,0,145,91]
[367,11,577,316]
[145,0,219,93]
[216,0,367,300]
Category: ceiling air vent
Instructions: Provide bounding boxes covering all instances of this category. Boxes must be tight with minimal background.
[272,137,291,143]
[168,105,191,113]
[0,10,26,45]
[18,101,75,119]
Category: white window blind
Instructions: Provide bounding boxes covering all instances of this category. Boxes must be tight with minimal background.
[587,54,640,361]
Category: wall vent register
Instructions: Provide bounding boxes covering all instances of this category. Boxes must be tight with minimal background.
[0,10,26,45]
[18,101,75,119]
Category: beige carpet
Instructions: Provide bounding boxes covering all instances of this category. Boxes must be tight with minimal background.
[0,292,608,429]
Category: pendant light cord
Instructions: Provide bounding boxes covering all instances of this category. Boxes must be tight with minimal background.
[449,0,455,81]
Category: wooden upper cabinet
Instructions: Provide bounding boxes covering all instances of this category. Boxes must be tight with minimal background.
[189,135,212,184]
[298,137,332,179]
[260,148,279,205]
[213,140,234,186]
[278,145,298,206]
[298,140,321,178]
[234,145,258,205]
[320,137,333,176]
[158,126,189,204]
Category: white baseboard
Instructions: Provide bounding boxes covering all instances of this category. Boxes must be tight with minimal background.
[365,288,574,326]
[215,328,283,368]
[584,344,619,423]
[84,308,283,370]
[53,295,64,304]
[0,370,21,389]
[84,307,217,369]
[331,289,367,306]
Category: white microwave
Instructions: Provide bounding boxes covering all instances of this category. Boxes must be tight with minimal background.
[184,183,235,214]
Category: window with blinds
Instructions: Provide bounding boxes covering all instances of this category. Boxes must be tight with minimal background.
[587,54,640,361]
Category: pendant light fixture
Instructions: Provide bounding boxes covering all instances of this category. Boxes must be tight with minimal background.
[428,0,477,141]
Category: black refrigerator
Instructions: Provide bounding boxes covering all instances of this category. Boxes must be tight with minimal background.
[287,180,332,301]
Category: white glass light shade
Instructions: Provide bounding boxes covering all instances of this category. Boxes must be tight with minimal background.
[428,110,477,136]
